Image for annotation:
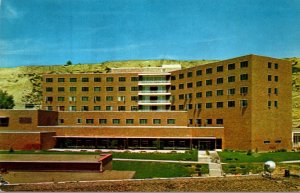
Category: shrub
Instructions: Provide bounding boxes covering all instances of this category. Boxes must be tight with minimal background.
[195,164,202,168]
[246,150,252,156]
[9,147,14,153]
[205,150,210,155]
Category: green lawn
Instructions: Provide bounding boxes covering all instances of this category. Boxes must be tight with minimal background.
[112,161,208,179]
[218,152,300,163]
[0,149,198,161]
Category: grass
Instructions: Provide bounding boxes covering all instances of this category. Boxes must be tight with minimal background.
[0,149,198,161]
[222,163,264,175]
[218,151,300,163]
[112,161,208,179]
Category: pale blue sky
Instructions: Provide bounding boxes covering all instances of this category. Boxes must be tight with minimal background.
[1,0,300,67]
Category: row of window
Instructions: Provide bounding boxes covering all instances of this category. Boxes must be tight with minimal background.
[176,61,249,80]
[45,96,136,102]
[46,105,139,111]
[46,86,135,92]
[176,100,248,110]
[45,77,139,83]
[58,118,177,125]
[188,118,223,125]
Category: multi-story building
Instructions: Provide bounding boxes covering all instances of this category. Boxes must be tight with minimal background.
[0,54,293,151]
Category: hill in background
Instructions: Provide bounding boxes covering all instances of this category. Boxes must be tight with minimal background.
[1,57,300,128]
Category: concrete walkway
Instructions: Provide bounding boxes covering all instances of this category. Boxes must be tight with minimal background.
[280,160,300,163]
[207,151,223,177]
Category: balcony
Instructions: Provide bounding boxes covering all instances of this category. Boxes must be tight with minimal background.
[138,80,171,86]
[138,90,171,96]
[138,100,171,105]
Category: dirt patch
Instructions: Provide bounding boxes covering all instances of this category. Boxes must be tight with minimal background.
[2,175,300,192]
[2,170,135,183]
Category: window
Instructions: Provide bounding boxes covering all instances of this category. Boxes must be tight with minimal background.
[94,87,101,92]
[240,100,248,108]
[179,94,184,100]
[131,96,138,101]
[167,119,175,124]
[58,78,65,82]
[58,119,64,124]
[94,77,101,82]
[57,106,65,111]
[217,78,223,84]
[179,73,184,79]
[217,90,223,96]
[179,105,184,110]
[206,68,212,74]
[240,74,248,81]
[86,119,94,124]
[268,88,272,94]
[126,119,134,124]
[70,87,77,92]
[171,106,176,110]
[69,96,76,102]
[106,96,113,101]
[58,97,65,101]
[117,96,125,102]
[70,78,77,82]
[196,92,202,98]
[268,62,272,68]
[228,88,235,95]
[46,87,53,92]
[19,117,32,124]
[187,82,193,88]
[228,76,235,83]
[69,106,76,111]
[139,119,147,124]
[77,118,82,124]
[206,91,212,97]
[99,119,107,124]
[196,119,202,125]
[94,106,101,110]
[118,106,126,111]
[82,77,89,82]
[46,78,53,82]
[274,88,278,94]
[94,96,101,102]
[275,140,281,144]
[187,104,193,109]
[268,101,272,108]
[131,87,138,91]
[206,119,212,125]
[206,79,212,85]
[274,101,278,108]
[240,87,248,94]
[264,140,270,144]
[106,77,114,82]
[185,93,192,99]
[153,119,161,124]
[119,77,126,82]
[106,106,113,111]
[131,106,138,111]
[113,119,120,124]
[46,106,53,111]
[196,81,202,87]
[217,102,223,108]
[131,77,138,82]
[196,103,202,109]
[118,87,126,91]
[171,85,176,90]
[82,87,89,92]
[228,101,235,107]
[216,119,223,125]
[240,61,248,68]
[206,103,212,109]
[179,84,184,89]
[58,87,65,92]
[274,76,278,82]
[187,72,193,77]
[45,96,53,102]
[268,75,272,81]
[196,70,202,76]
[189,119,193,124]
[217,66,223,72]
[274,63,278,69]
[106,87,113,91]
[81,96,89,101]
[228,63,235,70]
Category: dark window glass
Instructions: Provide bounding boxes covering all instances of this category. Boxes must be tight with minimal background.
[240,61,248,68]
[217,66,223,72]
[228,63,235,70]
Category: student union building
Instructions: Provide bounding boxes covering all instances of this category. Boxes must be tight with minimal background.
[0,54,293,151]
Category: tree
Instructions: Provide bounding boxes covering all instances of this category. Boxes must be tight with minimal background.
[0,90,15,109]
[66,60,72,66]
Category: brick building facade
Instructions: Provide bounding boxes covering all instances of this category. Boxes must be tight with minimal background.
[0,54,292,151]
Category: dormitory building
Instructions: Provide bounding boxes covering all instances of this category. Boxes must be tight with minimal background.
[0,54,295,151]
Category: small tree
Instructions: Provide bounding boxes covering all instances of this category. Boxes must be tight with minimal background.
[0,90,15,109]
[66,60,72,66]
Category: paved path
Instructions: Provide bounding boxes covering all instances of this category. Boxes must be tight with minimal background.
[280,160,300,163]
